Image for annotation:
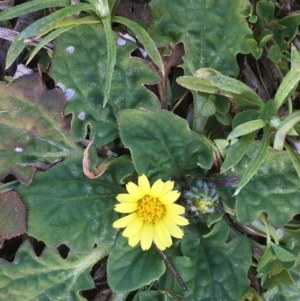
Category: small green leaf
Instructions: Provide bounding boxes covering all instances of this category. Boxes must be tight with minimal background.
[267,45,282,63]
[274,111,300,151]
[0,240,110,300]
[227,119,266,140]
[221,131,257,173]
[257,245,273,274]
[271,243,296,264]
[285,143,300,179]
[274,47,300,110]
[177,71,265,110]
[256,0,275,23]
[107,235,165,293]
[17,154,134,252]
[233,125,270,196]
[113,16,164,76]
[0,0,69,21]
[118,109,213,182]
[102,19,117,107]
[260,99,277,119]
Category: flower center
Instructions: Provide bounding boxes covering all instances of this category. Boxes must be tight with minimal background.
[137,195,166,223]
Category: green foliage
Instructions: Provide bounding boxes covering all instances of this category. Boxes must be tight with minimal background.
[17,154,134,252]
[0,240,110,301]
[50,24,160,147]
[0,0,300,300]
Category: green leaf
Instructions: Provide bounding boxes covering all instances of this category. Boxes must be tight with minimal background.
[0,191,26,239]
[113,16,164,76]
[263,239,300,300]
[0,0,69,21]
[257,245,273,274]
[221,132,258,173]
[179,220,251,301]
[274,47,300,110]
[50,24,160,147]
[6,3,95,68]
[233,126,270,196]
[107,235,165,293]
[148,0,252,76]
[101,18,117,108]
[256,0,275,23]
[274,111,300,151]
[284,143,300,179]
[17,154,134,252]
[118,109,213,182]
[227,144,300,227]
[0,74,80,184]
[227,119,266,140]
[177,71,265,110]
[0,240,110,301]
[271,243,296,264]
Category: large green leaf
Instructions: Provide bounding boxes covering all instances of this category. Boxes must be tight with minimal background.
[118,109,213,182]
[148,0,251,76]
[0,240,110,301]
[17,154,134,252]
[0,74,80,184]
[178,220,251,300]
[107,235,165,293]
[220,143,300,227]
[50,24,160,147]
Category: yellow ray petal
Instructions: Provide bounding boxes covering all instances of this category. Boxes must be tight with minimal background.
[113,213,137,228]
[160,180,174,196]
[114,202,138,213]
[165,203,185,214]
[140,223,154,250]
[138,174,150,194]
[154,220,172,247]
[128,228,143,247]
[162,217,184,238]
[153,231,167,251]
[123,218,143,237]
[160,190,180,204]
[150,179,165,197]
[116,193,136,203]
[166,212,189,226]
[126,182,144,200]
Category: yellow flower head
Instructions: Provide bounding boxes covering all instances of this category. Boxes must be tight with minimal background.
[113,174,189,251]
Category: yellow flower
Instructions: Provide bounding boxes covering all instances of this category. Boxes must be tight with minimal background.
[113,174,189,251]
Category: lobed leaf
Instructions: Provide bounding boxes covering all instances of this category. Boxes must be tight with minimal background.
[178,220,251,301]
[50,24,160,147]
[0,73,80,184]
[148,0,252,76]
[220,143,300,227]
[113,16,164,76]
[17,154,134,252]
[0,240,110,300]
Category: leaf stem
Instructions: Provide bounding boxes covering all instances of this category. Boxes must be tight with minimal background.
[155,245,188,291]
